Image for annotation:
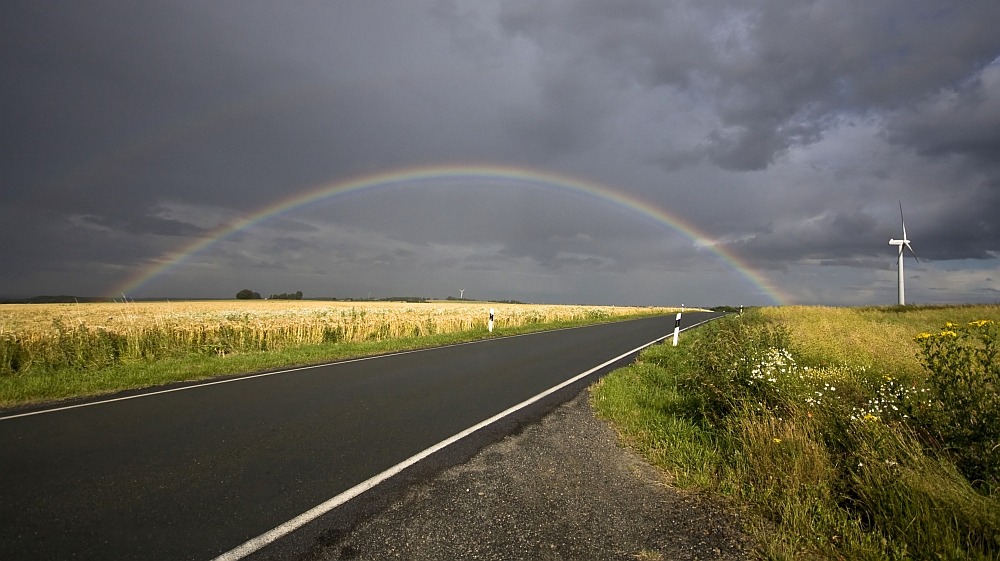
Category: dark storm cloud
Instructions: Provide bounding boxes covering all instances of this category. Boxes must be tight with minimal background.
[831,210,877,238]
[886,63,1000,165]
[905,202,1000,261]
[3,1,532,240]
[1,1,446,291]
[1,1,319,269]
[499,0,1000,171]
[70,214,205,237]
[721,194,999,268]
[715,209,885,270]
[3,0,1000,303]
[879,64,1000,264]
[491,0,1000,286]
[296,181,679,271]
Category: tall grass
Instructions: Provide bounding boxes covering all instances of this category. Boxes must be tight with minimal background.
[0,301,675,377]
[762,304,1000,377]
[593,306,1000,559]
[0,300,680,407]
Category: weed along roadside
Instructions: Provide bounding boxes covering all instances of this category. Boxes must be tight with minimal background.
[0,301,688,409]
[592,305,1000,560]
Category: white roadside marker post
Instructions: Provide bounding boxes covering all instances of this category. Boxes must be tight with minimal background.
[672,312,681,346]
[488,308,494,333]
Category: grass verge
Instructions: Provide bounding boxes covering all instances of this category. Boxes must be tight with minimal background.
[1,312,666,410]
[592,306,1000,560]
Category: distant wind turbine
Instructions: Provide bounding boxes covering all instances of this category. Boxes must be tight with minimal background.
[888,202,918,305]
[459,289,465,299]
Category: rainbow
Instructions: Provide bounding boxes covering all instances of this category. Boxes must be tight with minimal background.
[110,164,789,305]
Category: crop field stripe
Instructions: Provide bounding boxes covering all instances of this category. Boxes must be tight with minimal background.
[0,315,688,422]
[211,316,718,561]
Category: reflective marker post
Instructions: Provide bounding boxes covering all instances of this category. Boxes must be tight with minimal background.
[488,308,494,332]
[672,312,681,346]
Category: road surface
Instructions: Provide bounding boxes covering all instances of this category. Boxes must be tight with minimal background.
[0,312,719,560]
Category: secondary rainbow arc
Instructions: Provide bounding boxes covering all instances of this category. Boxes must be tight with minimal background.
[110,165,788,305]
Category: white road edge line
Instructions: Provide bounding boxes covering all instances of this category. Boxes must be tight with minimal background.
[210,317,716,561]
[0,314,704,422]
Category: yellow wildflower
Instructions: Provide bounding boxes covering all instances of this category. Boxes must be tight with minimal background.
[863,414,879,422]
[945,322,958,328]
[969,319,994,327]
[939,330,957,337]
[914,332,933,340]
[772,438,781,443]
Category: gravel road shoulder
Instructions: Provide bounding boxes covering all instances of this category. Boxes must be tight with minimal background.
[301,387,750,560]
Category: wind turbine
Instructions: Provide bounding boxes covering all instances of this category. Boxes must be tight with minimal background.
[888,202,918,305]
[459,289,465,299]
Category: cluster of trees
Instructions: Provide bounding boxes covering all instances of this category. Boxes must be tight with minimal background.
[236,289,304,300]
[269,291,303,300]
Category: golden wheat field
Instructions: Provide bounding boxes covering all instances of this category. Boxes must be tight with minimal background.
[0,300,679,376]
[0,300,676,336]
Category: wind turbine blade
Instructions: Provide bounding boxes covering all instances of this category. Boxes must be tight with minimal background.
[899,201,907,239]
[905,242,918,262]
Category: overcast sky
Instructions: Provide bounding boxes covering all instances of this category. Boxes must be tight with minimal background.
[3,1,999,306]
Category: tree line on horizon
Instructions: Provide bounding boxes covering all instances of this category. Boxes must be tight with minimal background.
[235,289,303,300]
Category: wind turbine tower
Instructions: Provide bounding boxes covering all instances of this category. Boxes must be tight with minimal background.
[888,202,918,305]
[459,289,465,299]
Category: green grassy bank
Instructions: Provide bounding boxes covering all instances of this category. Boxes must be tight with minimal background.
[0,312,667,410]
[593,305,1000,559]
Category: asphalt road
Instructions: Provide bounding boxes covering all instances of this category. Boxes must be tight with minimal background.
[0,312,719,560]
